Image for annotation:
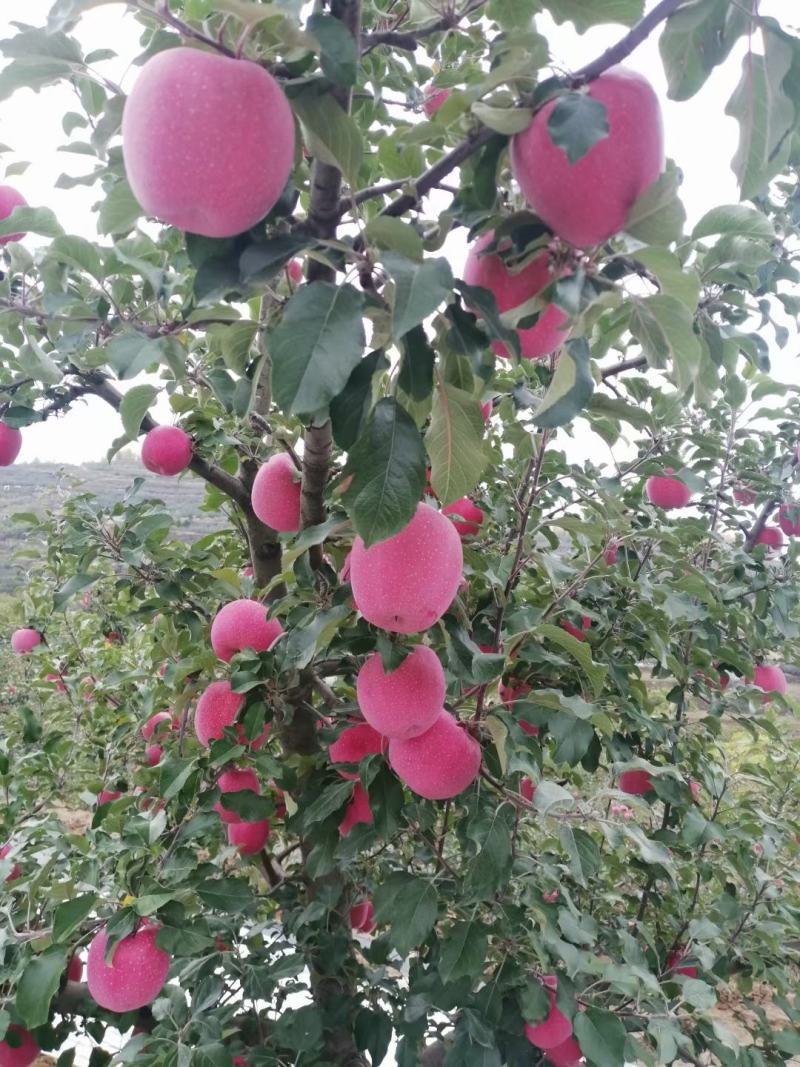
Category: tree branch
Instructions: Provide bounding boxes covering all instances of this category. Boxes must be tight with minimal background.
[601,355,648,380]
[360,0,489,53]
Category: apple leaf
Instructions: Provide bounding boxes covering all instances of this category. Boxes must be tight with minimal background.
[533,338,594,429]
[290,83,363,188]
[659,0,753,101]
[373,872,438,956]
[15,950,67,1028]
[630,294,702,393]
[330,349,389,451]
[383,252,454,340]
[575,1008,628,1067]
[547,92,609,165]
[0,205,64,239]
[307,13,358,87]
[692,203,776,241]
[624,163,686,245]
[426,379,486,504]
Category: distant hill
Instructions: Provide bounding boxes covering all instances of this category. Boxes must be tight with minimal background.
[0,460,221,592]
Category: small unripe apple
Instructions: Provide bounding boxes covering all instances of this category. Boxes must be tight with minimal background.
[544,1036,583,1067]
[751,664,787,700]
[329,723,384,779]
[755,525,784,549]
[666,948,697,978]
[0,842,22,882]
[339,781,373,836]
[442,498,485,538]
[423,84,450,117]
[357,645,445,740]
[67,953,84,983]
[215,767,260,824]
[142,711,173,741]
[122,49,294,238]
[141,426,193,476]
[227,819,270,855]
[511,67,663,247]
[0,185,28,244]
[10,628,40,654]
[97,789,122,806]
[145,743,163,767]
[618,769,654,795]
[87,922,170,1012]
[0,422,22,465]
[0,1025,39,1067]
[350,503,463,634]
[464,231,569,359]
[388,711,481,800]
[350,899,376,934]
[646,470,692,509]
[251,452,302,533]
[778,505,800,536]
[210,599,283,662]
[524,976,573,1050]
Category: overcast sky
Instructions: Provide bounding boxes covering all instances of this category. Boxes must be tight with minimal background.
[0,0,795,465]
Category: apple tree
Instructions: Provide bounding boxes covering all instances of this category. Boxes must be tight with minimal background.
[0,1,799,1065]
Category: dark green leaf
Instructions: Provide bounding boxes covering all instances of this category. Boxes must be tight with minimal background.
[575,1007,627,1067]
[439,921,489,985]
[330,349,389,450]
[308,13,358,86]
[53,894,98,942]
[15,950,67,1028]
[547,93,609,164]
[196,878,255,913]
[289,82,362,186]
[384,252,454,339]
[373,872,438,955]
[53,572,98,610]
[533,338,594,428]
[398,327,435,401]
[426,380,487,504]
[119,384,158,439]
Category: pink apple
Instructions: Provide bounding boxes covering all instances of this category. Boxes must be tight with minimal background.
[287,259,303,284]
[0,842,22,883]
[67,953,84,982]
[210,599,283,662]
[356,645,445,740]
[666,948,697,979]
[423,84,450,117]
[646,471,692,509]
[778,505,800,536]
[481,400,493,422]
[141,426,193,476]
[46,672,67,693]
[521,778,536,803]
[350,503,463,634]
[388,711,481,800]
[0,423,22,466]
[464,231,569,359]
[215,767,260,824]
[545,1036,583,1067]
[751,664,787,700]
[122,49,294,238]
[195,680,270,749]
[329,723,384,779]
[0,185,28,245]
[141,711,173,741]
[442,498,485,538]
[97,790,122,806]
[511,67,663,247]
[524,976,573,1050]
[619,769,654,796]
[227,819,270,855]
[734,486,756,506]
[145,744,163,767]
[10,628,40,654]
[0,1025,39,1067]
[339,781,373,836]
[87,922,170,1012]
[755,525,784,550]
[350,899,376,934]
[251,452,302,533]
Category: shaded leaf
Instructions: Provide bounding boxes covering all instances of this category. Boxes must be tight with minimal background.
[533,338,594,429]
[426,380,486,504]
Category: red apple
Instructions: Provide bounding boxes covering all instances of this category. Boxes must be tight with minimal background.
[511,67,663,247]
[97,789,122,806]
[145,744,163,767]
[251,452,302,533]
[339,782,373,836]
[0,1025,39,1067]
[10,628,40,654]
[750,664,787,700]
[67,953,84,983]
[388,711,481,800]
[227,819,270,855]
[123,49,294,237]
[141,426,193,476]
[423,84,450,117]
[329,723,384,779]
[778,505,800,536]
[210,599,283,662]
[287,259,303,284]
[141,711,173,741]
[0,842,22,883]
[754,526,784,550]
[666,948,697,978]
[87,921,170,1012]
[603,541,619,565]
[0,185,28,244]
[545,1036,584,1067]
[0,422,22,465]
[734,486,757,506]
[215,767,260,824]
[524,976,573,1050]
[646,470,692,510]
[350,899,376,934]
[357,645,444,741]
[618,769,654,796]
[560,616,590,642]
[442,498,485,538]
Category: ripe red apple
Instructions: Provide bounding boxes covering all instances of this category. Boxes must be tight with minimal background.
[227,819,270,855]
[210,599,283,662]
[140,426,193,476]
[511,67,663,247]
[215,767,260,824]
[0,842,22,883]
[97,789,122,806]
[46,672,67,693]
[356,645,445,740]
[603,541,619,565]
[350,899,376,934]
[442,498,485,538]
[778,505,800,536]
[339,782,373,836]
[755,525,784,550]
[10,628,40,654]
[0,1025,39,1067]
[195,680,269,749]
[350,502,463,634]
[145,743,163,767]
[521,778,536,803]
[287,259,304,284]
[122,49,294,238]
[329,723,384,779]
[560,616,590,642]
[463,231,569,359]
[751,664,787,700]
[67,953,84,982]
[734,486,757,506]
[0,422,22,465]
[646,470,692,509]
[141,711,173,741]
[666,948,697,978]
[545,1036,583,1067]
[0,185,28,244]
[524,976,574,1050]
[481,399,493,422]
[689,779,701,801]
[618,769,654,795]
[388,711,481,800]
[251,452,302,533]
[423,84,450,117]
[242,565,254,578]
[87,922,170,1012]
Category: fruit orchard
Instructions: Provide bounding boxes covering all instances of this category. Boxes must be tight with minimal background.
[0,0,799,1065]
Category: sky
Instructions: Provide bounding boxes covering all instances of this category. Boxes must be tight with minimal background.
[0,0,795,465]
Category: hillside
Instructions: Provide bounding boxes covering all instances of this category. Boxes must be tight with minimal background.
[0,459,221,592]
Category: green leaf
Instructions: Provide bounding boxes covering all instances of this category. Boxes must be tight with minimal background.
[550,713,595,766]
[533,338,594,429]
[398,326,435,401]
[19,327,62,386]
[463,803,514,901]
[633,247,700,310]
[456,283,521,359]
[343,398,427,547]
[53,893,98,942]
[290,83,363,186]
[49,234,104,280]
[659,0,753,101]
[533,779,575,814]
[439,920,489,985]
[559,826,600,888]
[384,252,454,340]
[15,950,67,1028]
[302,778,354,826]
[271,282,365,417]
[106,332,166,380]
[53,572,98,610]
[471,102,533,135]
[97,178,142,235]
[574,1007,627,1067]
[0,205,63,239]
[547,92,609,164]
[160,758,197,801]
[624,163,686,245]
[196,878,255,913]
[373,872,438,955]
[307,13,358,87]
[119,384,158,439]
[330,349,389,450]
[682,978,717,1010]
[537,622,608,697]
[725,28,795,201]
[629,294,702,393]
[541,0,643,32]
[239,233,311,283]
[365,216,424,261]
[692,203,775,241]
[425,380,487,504]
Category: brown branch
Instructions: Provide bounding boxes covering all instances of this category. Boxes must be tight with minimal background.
[601,355,648,380]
